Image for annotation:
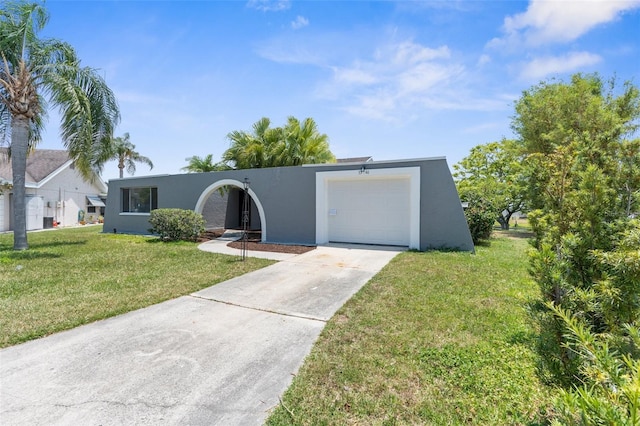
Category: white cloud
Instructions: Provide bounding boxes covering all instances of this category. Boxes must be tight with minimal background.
[291,15,309,30]
[384,42,450,65]
[319,40,499,120]
[493,0,640,47]
[246,0,290,12]
[260,34,506,121]
[519,51,602,81]
[332,66,378,85]
[256,42,325,65]
[477,54,491,67]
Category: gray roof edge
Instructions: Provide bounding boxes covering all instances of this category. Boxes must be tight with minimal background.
[107,174,172,182]
[302,156,447,167]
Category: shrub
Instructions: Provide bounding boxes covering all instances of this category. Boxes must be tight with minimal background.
[148,209,205,242]
[463,196,497,244]
[550,305,640,426]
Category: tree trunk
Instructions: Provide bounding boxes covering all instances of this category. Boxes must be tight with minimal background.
[497,215,510,231]
[11,116,30,250]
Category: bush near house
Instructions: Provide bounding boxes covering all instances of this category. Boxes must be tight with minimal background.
[463,193,497,244]
[148,208,205,242]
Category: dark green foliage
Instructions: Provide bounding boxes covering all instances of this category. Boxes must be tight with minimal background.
[513,73,640,421]
[454,139,528,230]
[148,209,205,242]
[550,305,640,426]
[462,192,497,244]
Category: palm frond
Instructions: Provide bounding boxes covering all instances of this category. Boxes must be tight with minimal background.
[41,62,120,179]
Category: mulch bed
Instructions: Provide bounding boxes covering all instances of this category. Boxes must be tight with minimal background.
[197,230,316,254]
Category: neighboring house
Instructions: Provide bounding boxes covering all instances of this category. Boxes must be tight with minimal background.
[104,157,475,251]
[336,156,373,164]
[0,148,107,232]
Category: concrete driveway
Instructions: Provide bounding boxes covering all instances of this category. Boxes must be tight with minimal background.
[0,244,402,425]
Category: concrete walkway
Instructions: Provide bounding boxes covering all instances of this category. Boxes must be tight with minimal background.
[0,243,403,425]
[197,231,300,261]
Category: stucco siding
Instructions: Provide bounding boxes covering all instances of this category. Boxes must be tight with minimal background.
[418,160,474,250]
[103,158,474,251]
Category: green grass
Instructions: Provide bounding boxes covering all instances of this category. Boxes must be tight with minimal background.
[0,226,273,348]
[266,236,555,425]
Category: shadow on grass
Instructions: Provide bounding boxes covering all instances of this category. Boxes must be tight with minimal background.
[494,230,535,239]
[474,240,492,248]
[0,250,62,261]
[0,239,88,260]
[25,240,88,251]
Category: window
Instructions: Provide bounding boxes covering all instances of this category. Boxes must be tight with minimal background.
[87,195,105,215]
[121,187,158,213]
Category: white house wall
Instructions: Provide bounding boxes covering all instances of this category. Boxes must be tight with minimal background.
[29,166,105,227]
[0,194,6,232]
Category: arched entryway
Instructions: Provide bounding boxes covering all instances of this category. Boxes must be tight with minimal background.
[194,179,267,242]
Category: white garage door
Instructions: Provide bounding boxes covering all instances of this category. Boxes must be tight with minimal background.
[327,177,410,246]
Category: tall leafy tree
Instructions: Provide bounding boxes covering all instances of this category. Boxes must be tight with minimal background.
[105,133,153,179]
[223,116,334,169]
[181,153,230,173]
[0,1,119,250]
[454,139,527,230]
[514,74,640,393]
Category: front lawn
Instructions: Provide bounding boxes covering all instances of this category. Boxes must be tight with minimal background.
[0,226,273,348]
[267,235,555,425]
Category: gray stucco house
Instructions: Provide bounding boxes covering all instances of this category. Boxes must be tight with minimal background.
[103,157,474,251]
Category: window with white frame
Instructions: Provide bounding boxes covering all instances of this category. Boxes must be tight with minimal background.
[121,187,158,213]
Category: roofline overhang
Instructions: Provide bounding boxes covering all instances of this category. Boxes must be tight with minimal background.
[301,156,447,168]
[2,160,108,193]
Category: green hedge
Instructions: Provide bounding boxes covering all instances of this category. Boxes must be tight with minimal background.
[148,208,205,242]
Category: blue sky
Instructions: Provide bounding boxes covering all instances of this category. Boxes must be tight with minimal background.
[37,0,640,181]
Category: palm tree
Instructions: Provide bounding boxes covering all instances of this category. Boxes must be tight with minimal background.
[0,1,119,250]
[181,153,230,173]
[279,116,335,166]
[223,117,281,169]
[223,117,334,169]
[108,133,153,179]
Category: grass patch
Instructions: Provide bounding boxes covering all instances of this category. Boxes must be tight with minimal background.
[267,236,554,425]
[0,226,273,348]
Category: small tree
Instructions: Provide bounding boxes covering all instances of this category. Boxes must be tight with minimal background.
[454,139,527,230]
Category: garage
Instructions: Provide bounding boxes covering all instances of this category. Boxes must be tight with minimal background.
[327,177,410,246]
[316,166,421,249]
